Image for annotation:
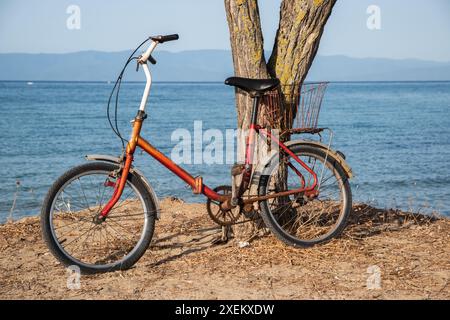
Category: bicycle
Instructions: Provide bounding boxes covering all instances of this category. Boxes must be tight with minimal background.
[41,34,353,274]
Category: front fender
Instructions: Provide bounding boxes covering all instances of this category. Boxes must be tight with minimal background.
[85,154,161,219]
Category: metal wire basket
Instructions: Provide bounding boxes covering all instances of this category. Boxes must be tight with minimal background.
[261,82,329,136]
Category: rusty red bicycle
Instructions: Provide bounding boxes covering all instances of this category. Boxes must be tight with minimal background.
[41,35,353,274]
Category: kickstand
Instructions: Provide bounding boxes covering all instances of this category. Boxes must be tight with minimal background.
[211,225,231,245]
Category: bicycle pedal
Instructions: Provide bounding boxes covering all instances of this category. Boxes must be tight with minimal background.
[211,236,228,246]
[211,226,231,245]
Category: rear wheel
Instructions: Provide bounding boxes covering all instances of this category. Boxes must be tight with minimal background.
[41,162,156,274]
[258,145,351,247]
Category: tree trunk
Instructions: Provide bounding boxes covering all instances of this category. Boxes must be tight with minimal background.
[268,0,336,87]
[268,0,336,130]
[224,0,269,131]
[224,0,336,241]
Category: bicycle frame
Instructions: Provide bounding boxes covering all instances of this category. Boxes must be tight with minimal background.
[99,40,318,219]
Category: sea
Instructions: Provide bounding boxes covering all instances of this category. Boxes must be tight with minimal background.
[0,81,449,222]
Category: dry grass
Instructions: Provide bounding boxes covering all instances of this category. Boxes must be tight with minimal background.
[0,198,448,300]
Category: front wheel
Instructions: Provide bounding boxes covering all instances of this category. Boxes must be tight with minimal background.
[41,162,156,274]
[258,145,352,247]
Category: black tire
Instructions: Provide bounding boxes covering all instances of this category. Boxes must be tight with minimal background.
[258,145,352,247]
[41,162,156,274]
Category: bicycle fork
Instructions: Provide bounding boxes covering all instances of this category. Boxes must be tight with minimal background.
[95,112,145,221]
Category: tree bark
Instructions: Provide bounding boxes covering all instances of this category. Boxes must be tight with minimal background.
[268,0,336,87]
[224,0,269,131]
[225,0,336,139]
[225,0,336,124]
[268,0,336,130]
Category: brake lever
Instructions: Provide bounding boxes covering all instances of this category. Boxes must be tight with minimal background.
[136,55,156,72]
[136,59,141,72]
[148,55,157,65]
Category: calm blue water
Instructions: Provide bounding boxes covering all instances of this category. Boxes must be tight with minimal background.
[0,81,449,222]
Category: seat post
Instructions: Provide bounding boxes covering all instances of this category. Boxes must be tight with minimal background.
[250,95,260,126]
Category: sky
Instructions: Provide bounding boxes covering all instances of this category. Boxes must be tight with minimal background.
[0,0,449,62]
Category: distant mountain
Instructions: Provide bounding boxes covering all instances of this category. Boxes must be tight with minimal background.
[307,55,450,82]
[0,50,449,82]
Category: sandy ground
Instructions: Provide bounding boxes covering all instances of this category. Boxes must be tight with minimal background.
[0,198,449,300]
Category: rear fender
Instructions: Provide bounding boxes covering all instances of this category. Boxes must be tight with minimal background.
[250,140,354,189]
[283,140,353,179]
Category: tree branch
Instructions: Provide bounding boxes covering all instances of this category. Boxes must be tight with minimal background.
[268,0,336,87]
[224,0,269,79]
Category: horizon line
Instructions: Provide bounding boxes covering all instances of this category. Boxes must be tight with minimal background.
[2,80,450,84]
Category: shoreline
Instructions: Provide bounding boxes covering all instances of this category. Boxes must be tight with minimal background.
[0,198,449,299]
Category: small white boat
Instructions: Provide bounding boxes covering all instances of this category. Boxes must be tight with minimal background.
[27,82,34,85]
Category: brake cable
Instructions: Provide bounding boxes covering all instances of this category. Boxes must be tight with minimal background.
[106,37,152,150]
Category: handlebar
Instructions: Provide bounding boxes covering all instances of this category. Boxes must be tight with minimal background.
[138,34,179,65]
[150,34,179,43]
